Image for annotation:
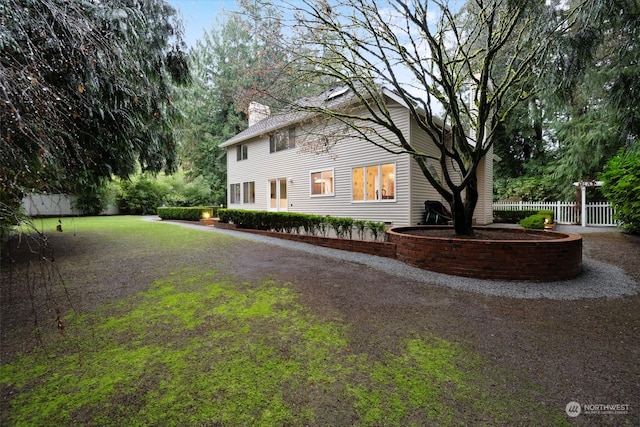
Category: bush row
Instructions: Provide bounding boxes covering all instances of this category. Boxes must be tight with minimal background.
[157,206,219,221]
[119,174,219,215]
[72,172,222,216]
[218,209,388,241]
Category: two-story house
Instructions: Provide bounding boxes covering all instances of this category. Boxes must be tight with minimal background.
[220,87,493,227]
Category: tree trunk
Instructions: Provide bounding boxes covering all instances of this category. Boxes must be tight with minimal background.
[450,178,479,237]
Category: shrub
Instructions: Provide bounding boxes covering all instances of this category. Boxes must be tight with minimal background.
[302,215,324,236]
[354,219,367,240]
[73,179,118,215]
[366,220,387,241]
[537,210,554,224]
[493,175,562,202]
[217,208,231,223]
[117,172,218,215]
[326,216,354,238]
[519,214,546,229]
[163,174,214,207]
[118,176,169,215]
[601,148,640,233]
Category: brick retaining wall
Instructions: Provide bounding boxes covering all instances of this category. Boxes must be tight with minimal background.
[388,227,583,281]
[211,221,583,281]
[234,227,397,258]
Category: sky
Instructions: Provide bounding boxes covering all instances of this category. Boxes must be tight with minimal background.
[167,0,238,48]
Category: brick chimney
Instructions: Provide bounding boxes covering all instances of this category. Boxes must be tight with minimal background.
[248,102,271,127]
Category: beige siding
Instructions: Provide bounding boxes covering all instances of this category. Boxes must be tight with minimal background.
[474,144,494,225]
[227,103,414,226]
[226,100,493,227]
[409,118,445,224]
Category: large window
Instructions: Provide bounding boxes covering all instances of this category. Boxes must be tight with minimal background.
[243,181,255,203]
[229,183,241,204]
[310,169,334,196]
[352,163,395,201]
[236,144,248,161]
[269,128,296,153]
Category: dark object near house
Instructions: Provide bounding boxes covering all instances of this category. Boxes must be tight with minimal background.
[423,201,452,224]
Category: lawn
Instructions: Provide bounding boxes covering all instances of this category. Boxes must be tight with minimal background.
[1,217,572,426]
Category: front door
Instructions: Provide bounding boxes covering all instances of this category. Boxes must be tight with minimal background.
[269,178,288,211]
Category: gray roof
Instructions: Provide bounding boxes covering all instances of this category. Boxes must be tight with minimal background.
[220,86,391,148]
[219,106,308,148]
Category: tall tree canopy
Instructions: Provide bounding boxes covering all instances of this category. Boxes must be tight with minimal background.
[548,0,639,195]
[176,0,314,202]
[491,0,639,201]
[262,0,576,235]
[1,0,189,222]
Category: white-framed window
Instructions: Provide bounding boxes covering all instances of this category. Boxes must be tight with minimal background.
[310,169,334,196]
[269,128,296,153]
[352,163,395,202]
[229,183,241,204]
[243,181,255,203]
[236,144,248,161]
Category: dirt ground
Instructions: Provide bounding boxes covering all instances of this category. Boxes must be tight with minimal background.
[1,226,639,425]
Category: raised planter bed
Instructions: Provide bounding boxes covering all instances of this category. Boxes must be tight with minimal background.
[214,221,395,258]
[387,226,583,281]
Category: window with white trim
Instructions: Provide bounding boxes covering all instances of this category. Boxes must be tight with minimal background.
[243,181,255,203]
[352,163,395,201]
[310,169,334,196]
[229,183,241,204]
[236,144,248,161]
[269,128,296,153]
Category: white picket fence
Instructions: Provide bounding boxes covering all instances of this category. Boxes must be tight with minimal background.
[493,201,617,227]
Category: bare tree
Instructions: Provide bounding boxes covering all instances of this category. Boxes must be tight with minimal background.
[263,0,581,235]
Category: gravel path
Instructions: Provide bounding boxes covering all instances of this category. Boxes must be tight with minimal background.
[151,218,639,300]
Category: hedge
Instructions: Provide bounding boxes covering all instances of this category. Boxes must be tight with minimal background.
[157,206,218,221]
[217,209,387,240]
[493,210,538,223]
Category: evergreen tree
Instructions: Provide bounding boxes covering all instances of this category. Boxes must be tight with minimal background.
[546,0,639,196]
[176,3,310,203]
